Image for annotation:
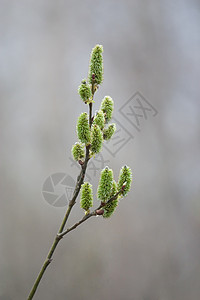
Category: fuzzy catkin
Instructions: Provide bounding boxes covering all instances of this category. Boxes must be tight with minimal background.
[103,123,116,140]
[117,165,132,196]
[71,142,85,161]
[88,45,103,85]
[77,112,91,144]
[78,79,92,103]
[93,110,105,130]
[91,124,103,154]
[100,96,114,123]
[80,182,93,212]
[103,199,118,218]
[103,180,119,218]
[97,167,113,202]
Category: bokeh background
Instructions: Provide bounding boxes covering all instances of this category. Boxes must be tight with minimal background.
[0,1,200,299]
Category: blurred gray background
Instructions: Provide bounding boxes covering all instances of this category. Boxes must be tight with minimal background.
[0,0,200,299]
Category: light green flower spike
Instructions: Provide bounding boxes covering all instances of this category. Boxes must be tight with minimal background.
[109,180,118,198]
[97,166,113,202]
[91,124,103,154]
[88,44,104,85]
[93,110,105,130]
[100,96,114,123]
[103,180,119,218]
[80,182,93,213]
[71,142,85,161]
[103,198,118,218]
[103,123,116,140]
[77,112,91,144]
[78,79,92,103]
[117,165,132,197]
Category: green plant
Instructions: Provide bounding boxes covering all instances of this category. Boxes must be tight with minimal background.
[27,44,132,300]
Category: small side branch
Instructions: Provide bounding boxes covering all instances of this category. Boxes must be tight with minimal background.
[58,189,122,239]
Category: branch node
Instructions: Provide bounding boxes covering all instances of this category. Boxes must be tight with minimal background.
[47,258,53,265]
[56,234,63,241]
[96,208,104,215]
[78,160,84,165]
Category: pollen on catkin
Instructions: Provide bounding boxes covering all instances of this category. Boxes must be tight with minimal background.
[117,165,132,197]
[77,112,91,144]
[100,96,114,123]
[91,124,103,154]
[103,123,116,140]
[71,142,85,161]
[88,45,103,85]
[78,79,92,103]
[93,110,105,130]
[80,182,93,212]
[97,167,114,202]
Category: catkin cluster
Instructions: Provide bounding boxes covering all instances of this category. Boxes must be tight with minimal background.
[72,45,116,160]
[71,44,132,217]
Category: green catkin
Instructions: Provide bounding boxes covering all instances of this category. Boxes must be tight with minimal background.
[103,180,119,218]
[78,79,92,103]
[109,180,118,198]
[117,165,132,197]
[80,182,93,212]
[103,199,118,218]
[88,44,104,85]
[71,142,85,161]
[93,110,105,130]
[103,123,116,140]
[76,112,91,144]
[97,167,113,202]
[100,96,114,123]
[91,124,103,154]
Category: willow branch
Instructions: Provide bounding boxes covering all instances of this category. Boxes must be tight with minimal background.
[27,84,95,300]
